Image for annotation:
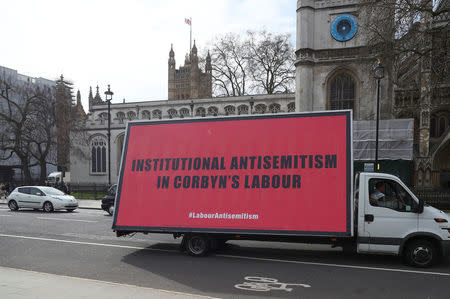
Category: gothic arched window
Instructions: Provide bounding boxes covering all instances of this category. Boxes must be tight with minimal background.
[91,136,107,174]
[208,106,218,116]
[224,105,236,115]
[287,102,295,112]
[196,107,206,117]
[269,103,281,114]
[116,112,125,124]
[179,108,190,118]
[237,105,249,115]
[99,113,108,125]
[127,111,136,120]
[168,109,178,119]
[430,117,437,138]
[152,109,162,119]
[438,117,446,137]
[141,110,151,120]
[328,72,355,111]
[255,104,267,114]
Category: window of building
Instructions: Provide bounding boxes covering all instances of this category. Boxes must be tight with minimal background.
[224,105,236,115]
[168,109,178,119]
[287,102,295,112]
[141,110,151,120]
[127,111,136,120]
[269,103,281,114]
[116,112,125,124]
[152,110,162,119]
[196,107,206,117]
[254,104,267,114]
[430,117,437,138]
[208,106,218,116]
[99,113,108,125]
[329,72,355,111]
[91,136,107,174]
[237,105,249,115]
[438,117,446,137]
[179,108,190,118]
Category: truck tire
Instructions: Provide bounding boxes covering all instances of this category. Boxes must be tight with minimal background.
[404,239,437,268]
[186,235,210,257]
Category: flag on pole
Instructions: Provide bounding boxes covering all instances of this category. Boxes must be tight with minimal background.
[185,18,191,25]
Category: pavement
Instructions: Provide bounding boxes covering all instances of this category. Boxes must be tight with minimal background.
[0,266,214,299]
[0,197,101,210]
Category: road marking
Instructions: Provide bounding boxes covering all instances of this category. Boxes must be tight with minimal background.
[0,233,173,252]
[37,217,97,223]
[0,233,449,277]
[216,254,450,277]
[0,266,220,299]
[0,214,11,217]
[235,276,311,292]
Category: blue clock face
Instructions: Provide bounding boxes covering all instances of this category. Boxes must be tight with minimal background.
[331,14,358,42]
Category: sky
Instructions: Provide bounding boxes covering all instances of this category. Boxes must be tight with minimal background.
[1,0,296,110]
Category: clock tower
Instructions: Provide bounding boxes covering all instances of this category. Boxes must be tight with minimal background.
[295,0,393,120]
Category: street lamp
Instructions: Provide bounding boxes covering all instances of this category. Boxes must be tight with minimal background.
[104,85,114,186]
[190,100,194,117]
[373,58,384,172]
[249,97,254,114]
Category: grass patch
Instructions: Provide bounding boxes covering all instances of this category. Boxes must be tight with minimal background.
[71,191,107,200]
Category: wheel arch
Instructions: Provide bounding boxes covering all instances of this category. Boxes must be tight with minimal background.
[399,232,443,256]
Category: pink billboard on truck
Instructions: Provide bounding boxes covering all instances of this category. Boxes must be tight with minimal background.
[113,111,352,237]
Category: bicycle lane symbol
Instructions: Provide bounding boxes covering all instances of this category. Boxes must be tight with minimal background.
[235,276,311,292]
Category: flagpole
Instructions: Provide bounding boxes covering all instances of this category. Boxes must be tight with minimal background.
[190,17,192,50]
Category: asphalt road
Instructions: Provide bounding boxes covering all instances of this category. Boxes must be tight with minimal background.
[0,207,449,298]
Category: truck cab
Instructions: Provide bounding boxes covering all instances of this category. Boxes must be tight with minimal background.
[356,172,450,267]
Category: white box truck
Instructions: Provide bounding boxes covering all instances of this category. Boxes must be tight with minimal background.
[112,111,450,267]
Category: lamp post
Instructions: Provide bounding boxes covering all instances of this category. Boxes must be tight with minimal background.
[190,100,194,117]
[249,97,254,114]
[373,58,384,172]
[104,85,114,186]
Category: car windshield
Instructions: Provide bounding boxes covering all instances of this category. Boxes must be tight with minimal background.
[40,187,65,196]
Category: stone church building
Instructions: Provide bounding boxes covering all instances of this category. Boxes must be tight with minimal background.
[70,0,448,193]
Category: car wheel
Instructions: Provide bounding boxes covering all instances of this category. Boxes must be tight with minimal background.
[108,206,114,216]
[67,209,75,212]
[8,200,19,211]
[405,239,437,268]
[43,201,54,213]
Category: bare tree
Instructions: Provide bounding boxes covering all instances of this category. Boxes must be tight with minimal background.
[246,30,295,94]
[28,87,57,184]
[206,30,295,97]
[209,33,250,96]
[0,77,52,183]
[364,0,449,87]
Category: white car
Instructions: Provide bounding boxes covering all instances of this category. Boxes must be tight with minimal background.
[7,186,78,212]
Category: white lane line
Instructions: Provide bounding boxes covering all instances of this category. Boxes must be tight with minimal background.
[0,233,172,252]
[0,266,220,299]
[0,233,449,277]
[216,254,450,277]
[37,217,97,223]
[0,214,11,217]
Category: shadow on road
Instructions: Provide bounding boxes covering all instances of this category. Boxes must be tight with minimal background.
[120,240,450,297]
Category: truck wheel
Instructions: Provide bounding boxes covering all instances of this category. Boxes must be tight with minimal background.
[186,235,210,257]
[404,240,437,268]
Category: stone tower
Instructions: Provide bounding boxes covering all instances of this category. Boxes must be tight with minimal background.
[295,0,393,120]
[168,42,212,100]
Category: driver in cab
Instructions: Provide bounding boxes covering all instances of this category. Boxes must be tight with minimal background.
[370,181,386,206]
